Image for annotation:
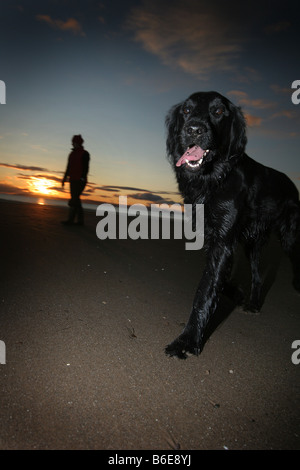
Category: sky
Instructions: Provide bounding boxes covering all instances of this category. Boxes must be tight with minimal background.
[0,0,300,208]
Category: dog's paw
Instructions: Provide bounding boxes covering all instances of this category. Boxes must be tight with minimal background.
[165,334,202,360]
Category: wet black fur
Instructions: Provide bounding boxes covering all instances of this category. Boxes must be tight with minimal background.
[165,91,300,359]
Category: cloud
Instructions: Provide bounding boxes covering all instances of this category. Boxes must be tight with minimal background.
[0,162,64,176]
[0,163,67,198]
[49,186,65,193]
[228,90,276,110]
[97,184,179,197]
[17,173,63,183]
[227,89,298,129]
[127,0,244,79]
[228,90,248,101]
[0,162,49,172]
[95,184,180,206]
[245,114,262,127]
[98,184,151,192]
[270,110,297,120]
[271,84,292,95]
[130,192,167,203]
[234,67,262,84]
[0,163,180,205]
[36,14,85,36]
[0,183,28,195]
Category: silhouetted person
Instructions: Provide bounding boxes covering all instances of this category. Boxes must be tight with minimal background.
[62,135,90,225]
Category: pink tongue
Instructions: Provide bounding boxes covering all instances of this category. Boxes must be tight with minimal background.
[176,145,205,167]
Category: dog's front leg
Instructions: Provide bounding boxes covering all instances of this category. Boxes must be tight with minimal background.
[165,245,233,359]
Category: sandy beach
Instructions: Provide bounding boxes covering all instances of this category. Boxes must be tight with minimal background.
[0,198,299,450]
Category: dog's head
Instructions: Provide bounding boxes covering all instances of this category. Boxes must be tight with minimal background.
[165,91,247,175]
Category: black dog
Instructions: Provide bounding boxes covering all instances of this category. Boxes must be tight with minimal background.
[165,91,300,359]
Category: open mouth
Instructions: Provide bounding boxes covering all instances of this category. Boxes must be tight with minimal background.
[176,145,210,169]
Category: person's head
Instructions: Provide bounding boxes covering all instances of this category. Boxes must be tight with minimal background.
[72,134,84,149]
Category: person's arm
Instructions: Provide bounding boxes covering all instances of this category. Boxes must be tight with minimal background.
[81,151,90,181]
[62,158,70,187]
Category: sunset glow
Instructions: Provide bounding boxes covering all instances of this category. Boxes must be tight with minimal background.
[29,177,58,197]
[0,0,299,208]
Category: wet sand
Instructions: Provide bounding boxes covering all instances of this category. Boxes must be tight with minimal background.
[0,199,299,450]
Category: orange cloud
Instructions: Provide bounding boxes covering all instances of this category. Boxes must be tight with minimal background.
[245,114,262,127]
[228,90,248,101]
[270,110,297,120]
[271,84,292,95]
[0,162,49,172]
[228,90,276,110]
[36,14,85,36]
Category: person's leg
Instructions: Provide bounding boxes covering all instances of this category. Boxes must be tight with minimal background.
[76,180,86,225]
[61,182,77,224]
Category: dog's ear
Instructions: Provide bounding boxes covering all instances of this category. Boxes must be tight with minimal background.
[228,103,247,158]
[165,103,183,161]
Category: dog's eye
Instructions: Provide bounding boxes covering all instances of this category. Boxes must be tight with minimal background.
[214,106,225,116]
[183,107,190,115]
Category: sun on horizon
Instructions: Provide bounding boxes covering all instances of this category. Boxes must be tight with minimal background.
[28,177,60,197]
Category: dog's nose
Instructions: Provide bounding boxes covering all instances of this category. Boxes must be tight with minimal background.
[186,124,207,136]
